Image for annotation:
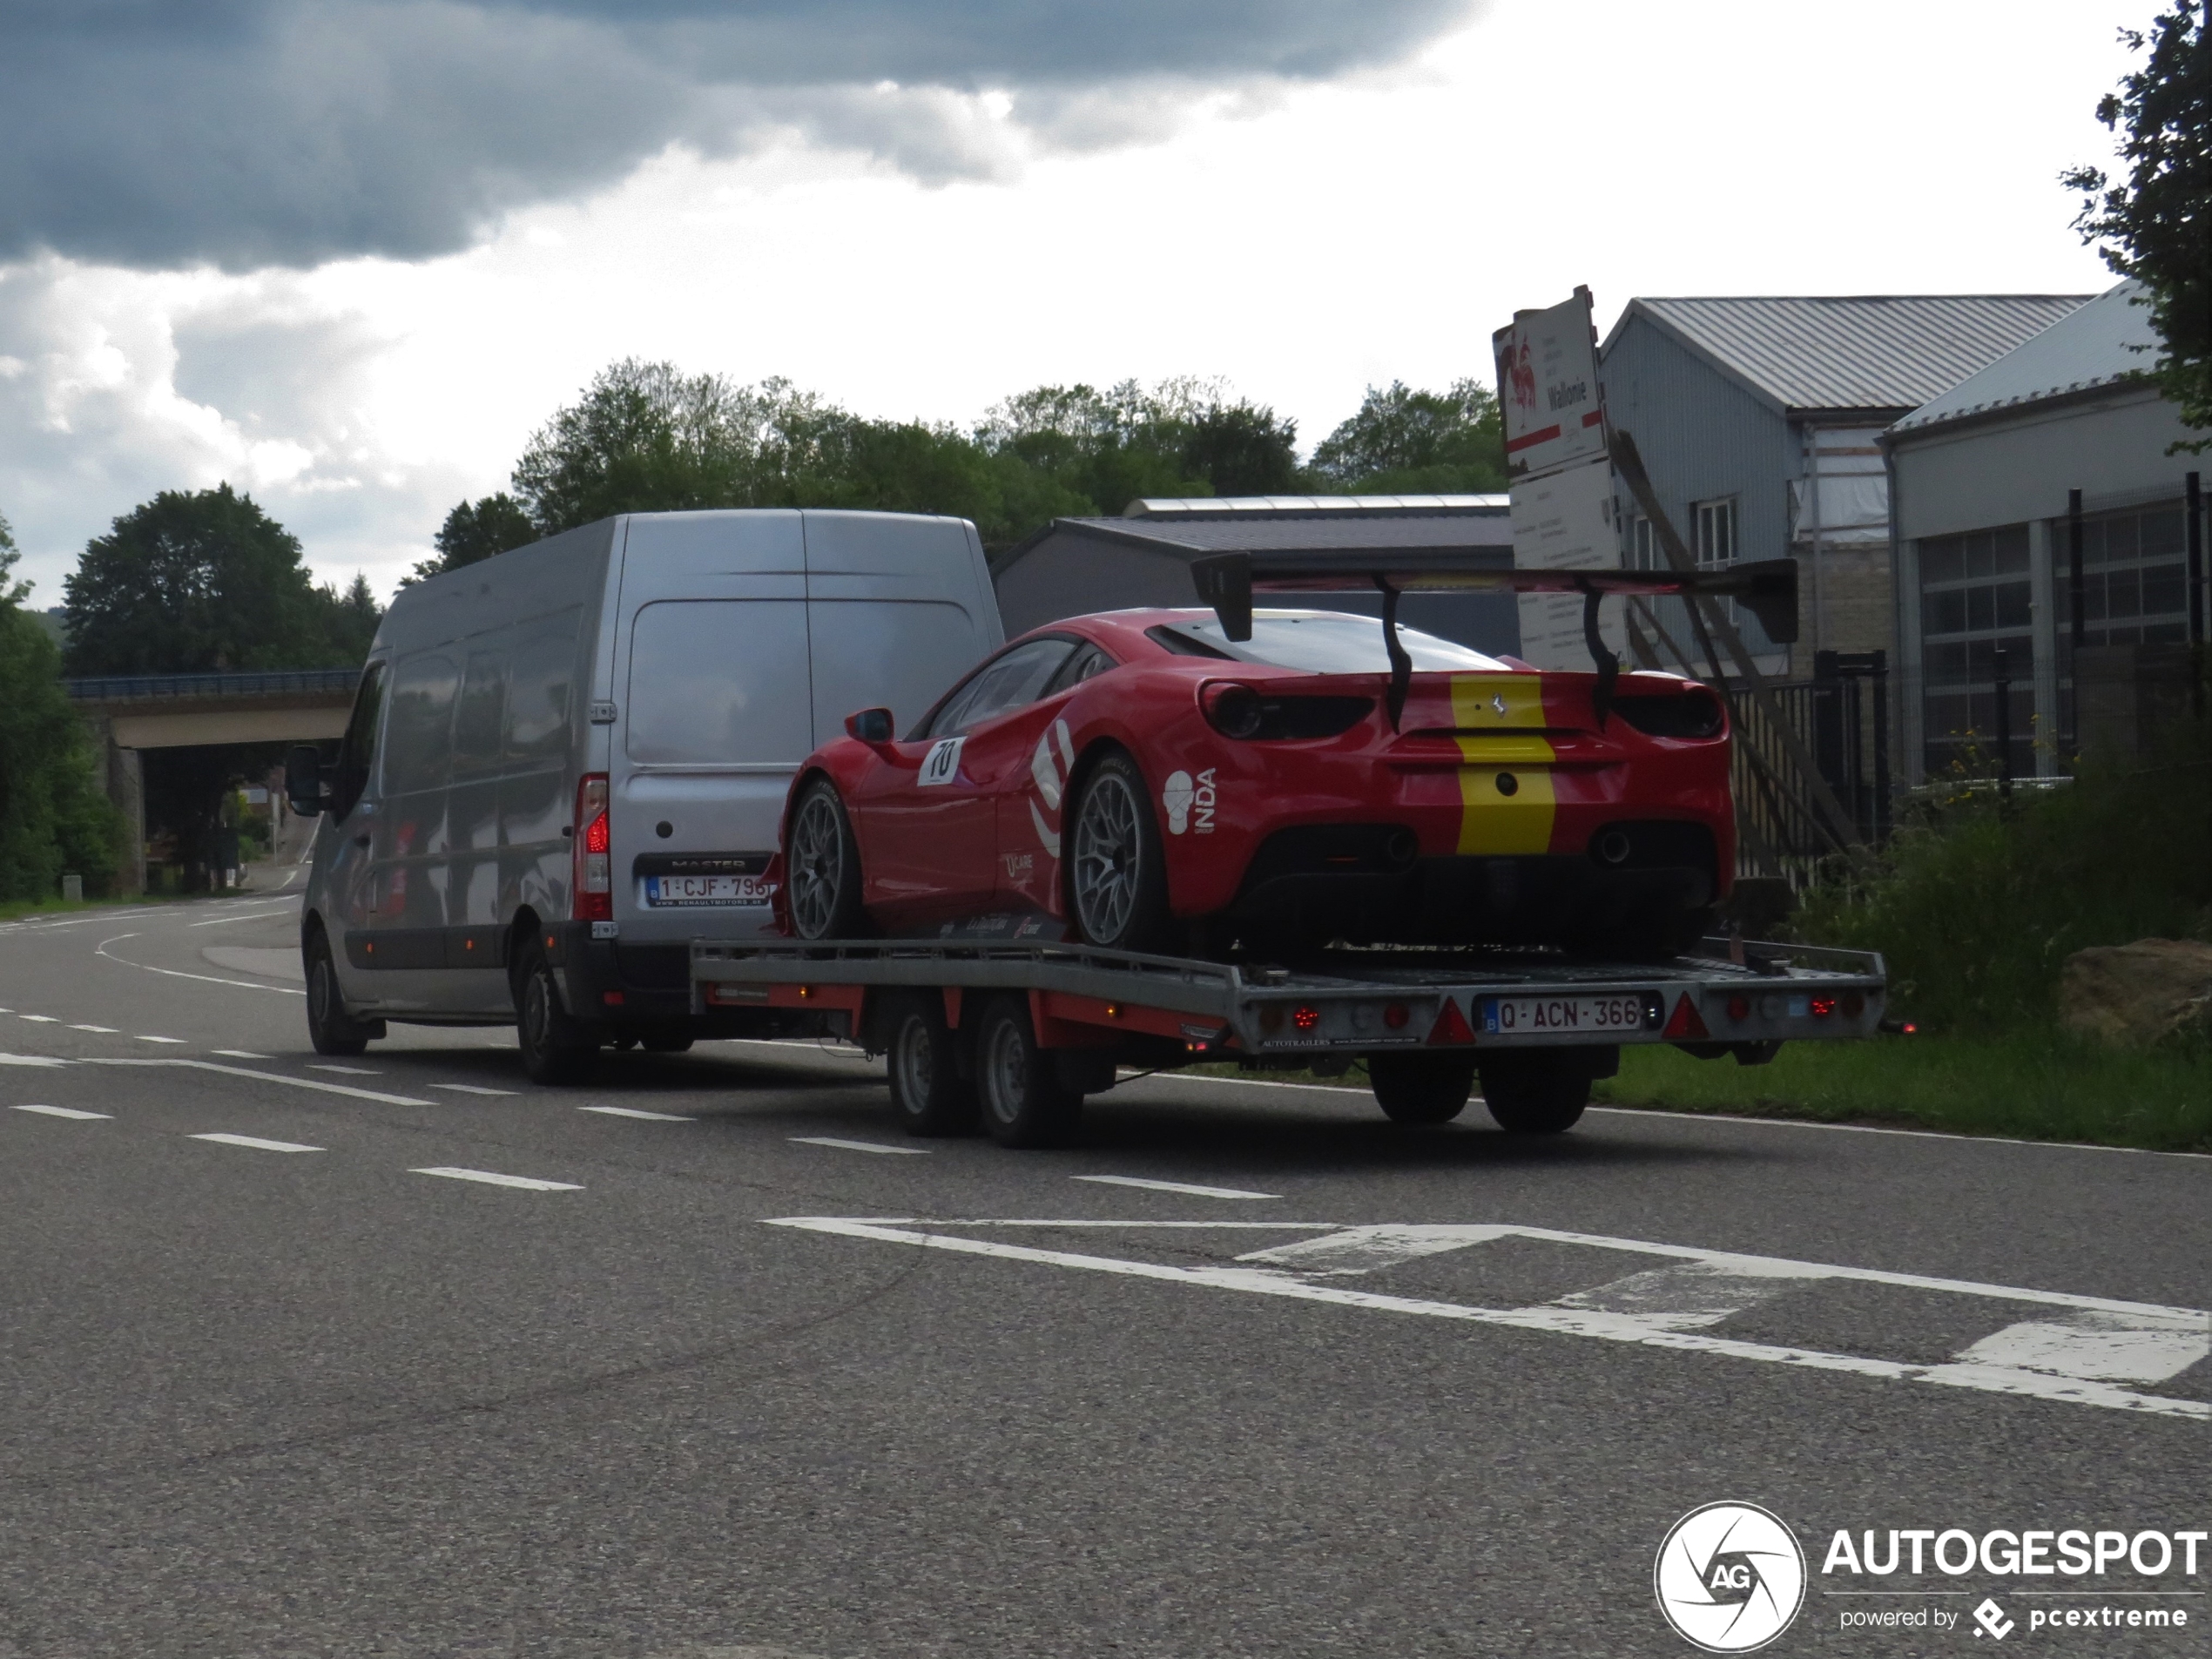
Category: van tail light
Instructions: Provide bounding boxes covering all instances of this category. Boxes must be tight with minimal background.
[574,772,611,921]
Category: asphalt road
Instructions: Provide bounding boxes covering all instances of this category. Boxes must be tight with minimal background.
[1,884,2205,1659]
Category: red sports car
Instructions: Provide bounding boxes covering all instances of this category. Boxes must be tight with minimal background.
[776,554,1791,961]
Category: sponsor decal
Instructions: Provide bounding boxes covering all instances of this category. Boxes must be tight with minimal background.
[918,736,964,787]
[1655,1502,1806,1653]
[1163,771,1194,834]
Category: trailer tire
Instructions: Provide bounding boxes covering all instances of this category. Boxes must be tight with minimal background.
[1367,1052,1476,1124]
[1479,1050,1589,1134]
[975,995,1082,1148]
[639,1030,694,1054]
[884,994,979,1136]
[514,937,599,1086]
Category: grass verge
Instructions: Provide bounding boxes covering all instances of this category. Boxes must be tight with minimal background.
[1596,1033,2211,1154]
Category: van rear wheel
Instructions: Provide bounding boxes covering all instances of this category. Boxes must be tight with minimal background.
[788,779,867,941]
[515,937,598,1085]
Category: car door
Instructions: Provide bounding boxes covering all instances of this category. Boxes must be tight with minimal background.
[324,659,387,999]
[365,647,458,1008]
[850,636,1076,922]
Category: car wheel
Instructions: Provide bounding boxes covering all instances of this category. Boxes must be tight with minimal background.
[1479,1050,1589,1133]
[884,993,978,1136]
[303,926,379,1056]
[1367,1052,1476,1124]
[787,778,867,941]
[974,995,1082,1148]
[514,937,599,1085]
[1068,752,1170,952]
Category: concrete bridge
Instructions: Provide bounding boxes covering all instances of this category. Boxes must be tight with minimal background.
[66,668,360,894]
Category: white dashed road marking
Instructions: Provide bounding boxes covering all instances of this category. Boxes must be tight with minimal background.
[190,1133,323,1153]
[212,1050,271,1059]
[18,1015,57,1023]
[69,1024,117,1033]
[134,1035,185,1044]
[11,1103,111,1120]
[0,1054,68,1068]
[1073,1175,1278,1200]
[309,1064,379,1075]
[767,1217,2210,1421]
[410,1167,583,1191]
[790,1136,929,1156]
[426,1083,517,1096]
[581,1106,695,1121]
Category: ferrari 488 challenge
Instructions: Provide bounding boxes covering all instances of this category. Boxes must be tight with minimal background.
[776,548,1784,961]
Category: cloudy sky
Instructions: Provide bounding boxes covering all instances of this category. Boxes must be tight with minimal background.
[0,0,2144,607]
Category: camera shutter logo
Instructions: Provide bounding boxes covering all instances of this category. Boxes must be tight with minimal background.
[1654,1502,1807,1653]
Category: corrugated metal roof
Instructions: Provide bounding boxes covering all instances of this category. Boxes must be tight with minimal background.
[1125,494,1507,519]
[1606,294,2093,413]
[1058,511,1512,556]
[1890,281,2157,435]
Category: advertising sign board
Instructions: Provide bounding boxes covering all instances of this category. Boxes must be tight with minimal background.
[1492,288,1605,482]
[1507,455,1626,670]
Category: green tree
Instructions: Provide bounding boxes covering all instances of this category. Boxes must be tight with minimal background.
[330,573,382,659]
[2064,3,2212,449]
[408,493,536,583]
[0,511,123,900]
[1179,402,1300,496]
[1308,379,1508,493]
[62,483,360,675]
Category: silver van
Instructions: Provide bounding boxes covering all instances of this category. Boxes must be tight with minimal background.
[285,509,1001,1081]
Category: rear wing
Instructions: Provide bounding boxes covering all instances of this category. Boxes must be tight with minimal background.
[1187,549,1798,727]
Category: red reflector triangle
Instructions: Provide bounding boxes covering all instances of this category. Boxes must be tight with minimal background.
[1426,997,1476,1045]
[1662,994,1710,1040]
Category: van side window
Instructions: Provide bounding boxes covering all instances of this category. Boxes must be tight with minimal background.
[382,651,460,796]
[329,661,387,819]
[453,646,509,775]
[923,637,1077,738]
[505,609,583,767]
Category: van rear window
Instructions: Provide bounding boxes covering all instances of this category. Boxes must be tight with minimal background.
[626,599,813,765]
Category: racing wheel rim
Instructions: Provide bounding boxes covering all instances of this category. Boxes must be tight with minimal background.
[1072,769,1142,944]
[788,789,842,939]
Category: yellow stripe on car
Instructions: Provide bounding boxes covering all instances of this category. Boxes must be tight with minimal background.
[1449,675,1556,855]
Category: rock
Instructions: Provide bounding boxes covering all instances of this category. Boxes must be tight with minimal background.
[2060,938,2212,1046]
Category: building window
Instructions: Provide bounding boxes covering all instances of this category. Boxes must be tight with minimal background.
[1694,498,1737,567]
[2054,503,2189,647]
[1918,524,2033,779]
[1627,515,1662,571]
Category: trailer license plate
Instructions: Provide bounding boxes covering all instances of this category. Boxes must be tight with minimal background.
[1480,994,1646,1036]
[644,874,772,907]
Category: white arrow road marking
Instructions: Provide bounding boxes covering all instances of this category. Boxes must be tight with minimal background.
[791,1136,929,1156]
[11,1103,110,1119]
[765,1218,2210,1421]
[1072,1175,1278,1200]
[1952,1311,2208,1385]
[73,1057,433,1107]
[411,1167,582,1191]
[580,1106,695,1121]
[190,1133,323,1153]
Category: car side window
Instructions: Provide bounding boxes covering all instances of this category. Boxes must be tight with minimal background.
[1042,642,1116,698]
[924,637,1078,738]
[329,661,387,819]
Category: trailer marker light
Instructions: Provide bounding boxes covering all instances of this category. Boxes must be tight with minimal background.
[1661,995,1709,1040]
[603,991,624,1006]
[1810,996,1836,1019]
[1726,995,1750,1022]
[1291,1005,1319,1031]
[1383,1002,1409,1029]
[1106,1003,1123,1019]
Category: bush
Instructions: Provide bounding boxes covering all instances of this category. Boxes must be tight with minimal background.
[0,559,125,900]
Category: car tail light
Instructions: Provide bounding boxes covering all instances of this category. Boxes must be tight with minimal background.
[573,772,611,921]
[1614,690,1726,739]
[1201,681,1372,741]
[1203,682,1265,738]
[1810,995,1836,1019]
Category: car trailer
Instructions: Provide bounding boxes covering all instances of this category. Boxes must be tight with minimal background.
[691,937,1886,1146]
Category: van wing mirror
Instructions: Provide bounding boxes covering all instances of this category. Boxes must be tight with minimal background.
[284,745,327,815]
[846,708,895,745]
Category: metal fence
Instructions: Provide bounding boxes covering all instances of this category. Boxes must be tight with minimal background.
[64,667,362,701]
[1730,651,1892,887]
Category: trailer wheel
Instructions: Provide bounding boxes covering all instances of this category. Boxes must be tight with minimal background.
[640,1030,694,1054]
[885,994,978,1136]
[975,995,1082,1148]
[514,937,599,1085]
[788,777,867,941]
[1478,1050,1589,1134]
[1367,1052,1476,1124]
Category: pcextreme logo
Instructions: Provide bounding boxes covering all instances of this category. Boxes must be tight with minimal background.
[1655,1502,1808,1653]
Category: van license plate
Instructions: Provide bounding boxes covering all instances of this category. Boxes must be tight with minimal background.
[1479,994,1648,1035]
[644,874,772,907]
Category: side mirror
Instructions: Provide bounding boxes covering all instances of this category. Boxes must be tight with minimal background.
[284,745,327,816]
[845,707,895,745]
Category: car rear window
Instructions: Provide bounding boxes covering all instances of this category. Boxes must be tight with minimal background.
[1154,611,1508,674]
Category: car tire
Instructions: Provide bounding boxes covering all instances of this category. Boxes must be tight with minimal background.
[1068,752,1171,953]
[1367,1052,1476,1124]
[514,936,599,1085]
[1479,1050,1590,1134]
[974,995,1082,1148]
[303,926,381,1056]
[884,993,979,1136]
[787,777,867,941]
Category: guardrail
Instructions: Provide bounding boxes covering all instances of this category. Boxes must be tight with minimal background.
[64,667,362,701]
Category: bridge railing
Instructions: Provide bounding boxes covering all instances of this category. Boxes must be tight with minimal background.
[64,667,363,701]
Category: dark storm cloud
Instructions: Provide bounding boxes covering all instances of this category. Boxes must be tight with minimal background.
[0,0,1479,271]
